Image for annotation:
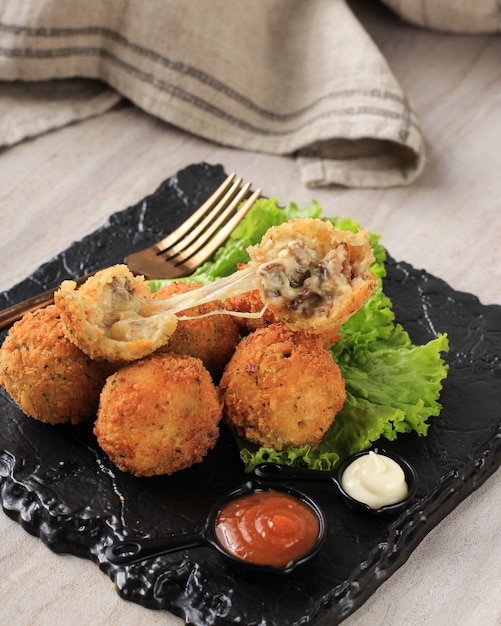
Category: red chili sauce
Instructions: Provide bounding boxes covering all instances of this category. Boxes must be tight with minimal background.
[214,489,321,568]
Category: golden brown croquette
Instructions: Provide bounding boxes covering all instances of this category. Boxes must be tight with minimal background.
[246,219,377,336]
[224,289,279,335]
[153,280,239,378]
[220,324,346,451]
[95,352,223,477]
[0,305,113,424]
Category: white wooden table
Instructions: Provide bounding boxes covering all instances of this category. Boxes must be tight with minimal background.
[1,2,500,624]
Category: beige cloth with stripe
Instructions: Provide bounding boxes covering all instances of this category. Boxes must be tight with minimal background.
[0,0,498,188]
[380,0,501,33]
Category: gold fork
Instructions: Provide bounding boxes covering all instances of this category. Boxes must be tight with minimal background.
[0,173,261,330]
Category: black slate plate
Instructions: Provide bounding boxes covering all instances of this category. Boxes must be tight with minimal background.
[1,162,500,626]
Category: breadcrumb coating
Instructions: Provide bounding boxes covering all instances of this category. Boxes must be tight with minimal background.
[247,218,377,335]
[95,352,223,476]
[220,324,346,451]
[224,289,279,334]
[153,280,239,378]
[0,305,113,424]
[54,265,177,362]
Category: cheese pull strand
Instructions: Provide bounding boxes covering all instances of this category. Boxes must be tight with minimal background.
[55,219,377,362]
[153,218,377,336]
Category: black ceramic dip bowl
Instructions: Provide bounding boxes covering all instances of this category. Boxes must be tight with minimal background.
[106,479,326,576]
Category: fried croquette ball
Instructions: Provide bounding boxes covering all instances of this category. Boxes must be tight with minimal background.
[54,264,177,362]
[220,324,346,451]
[95,352,223,477]
[0,305,113,425]
[246,218,377,335]
[153,281,239,378]
[224,289,279,335]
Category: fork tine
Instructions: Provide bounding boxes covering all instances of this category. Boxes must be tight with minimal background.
[163,179,252,262]
[124,176,260,278]
[172,187,262,274]
[153,172,237,253]
[162,177,249,260]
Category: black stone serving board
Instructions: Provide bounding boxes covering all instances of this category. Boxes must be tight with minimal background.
[0,162,500,626]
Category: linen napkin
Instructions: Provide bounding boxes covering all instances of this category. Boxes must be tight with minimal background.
[0,0,429,188]
[380,0,501,34]
[0,79,121,147]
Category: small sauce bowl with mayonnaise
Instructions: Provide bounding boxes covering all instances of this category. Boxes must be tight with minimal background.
[106,480,326,575]
[336,449,418,514]
[253,448,418,516]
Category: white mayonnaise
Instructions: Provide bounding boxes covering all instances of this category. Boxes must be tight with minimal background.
[340,451,409,509]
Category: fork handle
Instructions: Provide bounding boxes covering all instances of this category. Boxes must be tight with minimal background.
[0,273,95,332]
[0,288,57,331]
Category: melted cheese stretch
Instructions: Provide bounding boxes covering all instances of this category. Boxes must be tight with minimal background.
[156,219,376,330]
[55,219,376,361]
